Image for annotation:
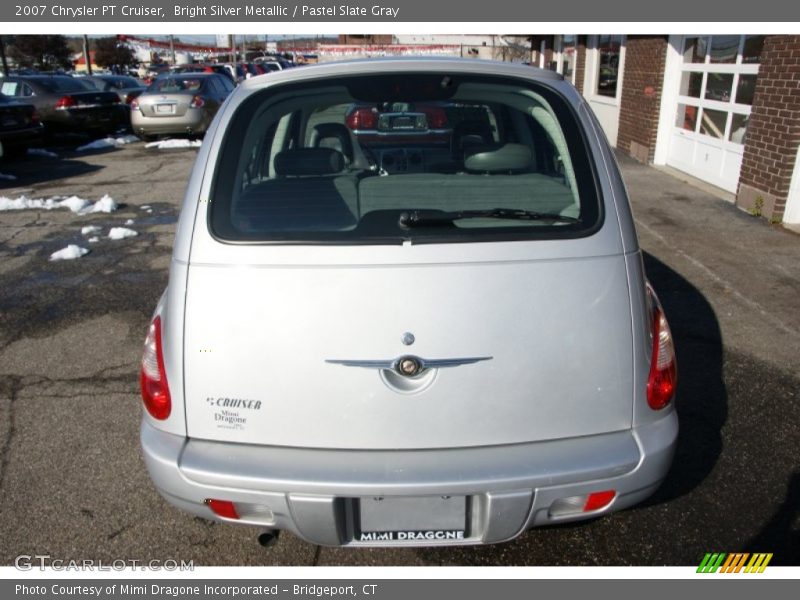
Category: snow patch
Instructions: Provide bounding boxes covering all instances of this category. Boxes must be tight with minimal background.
[108,227,138,240]
[87,237,99,243]
[59,195,91,213]
[124,218,135,225]
[0,173,17,181]
[76,135,140,152]
[0,194,119,215]
[50,245,89,261]
[81,225,102,235]
[145,138,202,149]
[140,205,151,210]
[27,148,59,158]
[85,194,118,213]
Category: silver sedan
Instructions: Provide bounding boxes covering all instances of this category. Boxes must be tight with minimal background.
[130,73,234,140]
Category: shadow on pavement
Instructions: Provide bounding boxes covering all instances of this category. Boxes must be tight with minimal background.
[0,156,103,188]
[744,470,800,564]
[642,251,727,505]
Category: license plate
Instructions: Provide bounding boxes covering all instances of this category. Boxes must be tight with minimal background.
[357,496,466,542]
[155,104,174,114]
[1,116,19,127]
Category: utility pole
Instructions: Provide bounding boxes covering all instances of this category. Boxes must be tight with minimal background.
[0,36,9,77]
[169,35,176,64]
[82,35,92,75]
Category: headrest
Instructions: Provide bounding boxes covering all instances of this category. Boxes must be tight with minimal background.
[274,148,345,177]
[464,143,533,173]
[312,123,354,161]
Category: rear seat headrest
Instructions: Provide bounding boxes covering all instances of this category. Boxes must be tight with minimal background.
[274,148,346,177]
[464,143,533,173]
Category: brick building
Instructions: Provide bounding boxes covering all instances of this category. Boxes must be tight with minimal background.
[527,34,800,224]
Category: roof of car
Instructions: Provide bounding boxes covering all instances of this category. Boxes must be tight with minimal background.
[238,56,564,92]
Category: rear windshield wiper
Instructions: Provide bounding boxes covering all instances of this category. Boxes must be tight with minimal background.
[398,208,581,228]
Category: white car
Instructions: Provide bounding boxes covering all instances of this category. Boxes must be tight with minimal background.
[139,58,678,547]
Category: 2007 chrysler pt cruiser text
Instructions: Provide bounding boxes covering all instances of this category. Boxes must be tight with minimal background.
[139,58,679,547]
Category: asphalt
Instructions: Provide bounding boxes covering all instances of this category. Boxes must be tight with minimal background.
[0,144,797,566]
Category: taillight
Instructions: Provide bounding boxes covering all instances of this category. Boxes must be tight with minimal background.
[346,107,378,130]
[129,98,140,111]
[30,110,40,125]
[124,93,135,105]
[139,315,171,420]
[646,286,677,410]
[54,95,76,110]
[189,95,205,108]
[422,107,448,129]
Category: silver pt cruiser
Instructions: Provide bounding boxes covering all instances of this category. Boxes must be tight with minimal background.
[139,58,678,547]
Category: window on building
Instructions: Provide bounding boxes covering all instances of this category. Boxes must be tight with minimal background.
[595,35,623,98]
[675,35,762,147]
[559,35,577,82]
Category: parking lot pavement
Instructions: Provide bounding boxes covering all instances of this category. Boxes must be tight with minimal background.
[0,145,798,566]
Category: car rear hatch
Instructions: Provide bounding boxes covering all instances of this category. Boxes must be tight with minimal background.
[180,68,634,451]
[182,244,632,451]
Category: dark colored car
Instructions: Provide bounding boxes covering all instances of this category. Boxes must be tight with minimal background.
[130,73,234,139]
[0,75,127,137]
[77,75,147,105]
[0,92,43,159]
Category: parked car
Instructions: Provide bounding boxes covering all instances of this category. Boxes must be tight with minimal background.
[130,73,234,140]
[139,58,678,547]
[240,62,267,78]
[253,56,294,71]
[0,75,127,137]
[0,92,43,159]
[77,75,147,105]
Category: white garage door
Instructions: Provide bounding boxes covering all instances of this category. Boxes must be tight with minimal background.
[667,35,764,193]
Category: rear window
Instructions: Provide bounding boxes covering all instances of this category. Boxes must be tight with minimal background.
[147,77,204,93]
[210,72,601,244]
[36,78,89,93]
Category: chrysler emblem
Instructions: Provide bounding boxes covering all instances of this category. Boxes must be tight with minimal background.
[397,356,421,377]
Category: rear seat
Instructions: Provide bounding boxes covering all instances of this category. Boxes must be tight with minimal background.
[235,144,578,233]
[235,148,359,232]
[359,144,578,218]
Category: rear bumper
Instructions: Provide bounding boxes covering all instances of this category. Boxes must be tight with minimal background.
[0,125,43,150]
[141,413,678,546]
[45,107,127,133]
[131,110,208,135]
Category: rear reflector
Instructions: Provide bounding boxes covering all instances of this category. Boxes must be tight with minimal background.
[548,490,616,517]
[583,490,616,512]
[205,499,240,520]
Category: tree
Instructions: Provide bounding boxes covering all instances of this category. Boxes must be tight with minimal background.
[7,35,72,70]
[93,36,135,69]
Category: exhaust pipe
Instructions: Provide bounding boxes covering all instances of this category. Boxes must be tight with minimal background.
[257,530,280,548]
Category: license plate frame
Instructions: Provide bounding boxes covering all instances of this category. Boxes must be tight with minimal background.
[155,103,175,114]
[356,495,467,543]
